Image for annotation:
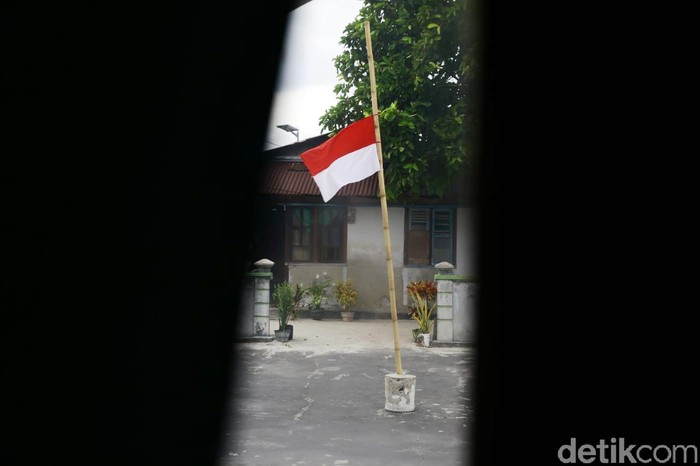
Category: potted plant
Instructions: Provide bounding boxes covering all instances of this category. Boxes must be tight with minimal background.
[306,274,332,320]
[333,278,358,322]
[290,283,306,322]
[407,280,437,347]
[272,281,295,342]
[285,282,306,339]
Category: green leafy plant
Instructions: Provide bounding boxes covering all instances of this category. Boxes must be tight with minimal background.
[406,280,437,336]
[333,279,358,311]
[306,274,332,310]
[273,281,295,331]
[290,283,306,321]
[319,0,478,201]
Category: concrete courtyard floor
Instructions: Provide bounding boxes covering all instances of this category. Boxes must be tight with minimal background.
[217,318,476,466]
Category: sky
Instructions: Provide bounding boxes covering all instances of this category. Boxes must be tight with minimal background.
[263,0,363,150]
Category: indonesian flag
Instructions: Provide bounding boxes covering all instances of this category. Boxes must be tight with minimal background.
[300,116,380,202]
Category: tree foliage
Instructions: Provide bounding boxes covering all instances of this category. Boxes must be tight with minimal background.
[319,0,479,201]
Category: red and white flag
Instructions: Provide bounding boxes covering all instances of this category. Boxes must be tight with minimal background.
[300,116,380,202]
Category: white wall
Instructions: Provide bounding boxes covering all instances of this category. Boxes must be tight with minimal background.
[454,207,477,276]
[346,206,404,313]
[284,205,478,317]
[453,281,478,344]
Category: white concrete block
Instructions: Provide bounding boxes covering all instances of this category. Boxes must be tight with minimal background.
[385,373,416,412]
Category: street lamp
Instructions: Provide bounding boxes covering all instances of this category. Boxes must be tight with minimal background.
[276,124,299,142]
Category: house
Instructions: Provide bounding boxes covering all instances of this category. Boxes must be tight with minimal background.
[249,134,477,318]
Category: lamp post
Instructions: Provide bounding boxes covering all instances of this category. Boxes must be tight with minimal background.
[276,124,299,142]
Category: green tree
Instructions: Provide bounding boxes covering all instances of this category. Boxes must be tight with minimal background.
[319,0,479,201]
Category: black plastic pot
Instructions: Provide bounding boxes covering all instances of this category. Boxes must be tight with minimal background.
[274,328,291,342]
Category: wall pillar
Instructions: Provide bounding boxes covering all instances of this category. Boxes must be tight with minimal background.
[238,258,274,339]
[434,261,477,345]
[434,261,455,342]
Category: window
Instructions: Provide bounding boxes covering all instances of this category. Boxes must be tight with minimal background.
[287,205,346,263]
[405,207,455,265]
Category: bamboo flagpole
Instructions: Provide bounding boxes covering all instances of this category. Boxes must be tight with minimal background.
[364,20,403,376]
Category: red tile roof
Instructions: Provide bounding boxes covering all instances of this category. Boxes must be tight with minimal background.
[258,160,378,198]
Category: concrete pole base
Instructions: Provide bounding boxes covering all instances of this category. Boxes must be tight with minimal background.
[384,373,416,412]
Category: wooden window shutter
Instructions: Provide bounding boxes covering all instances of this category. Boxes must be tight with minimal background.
[406,208,430,265]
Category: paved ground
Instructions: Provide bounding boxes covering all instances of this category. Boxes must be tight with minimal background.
[216,319,475,466]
